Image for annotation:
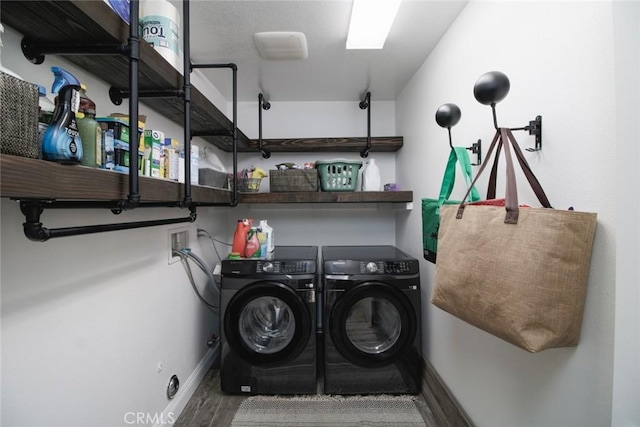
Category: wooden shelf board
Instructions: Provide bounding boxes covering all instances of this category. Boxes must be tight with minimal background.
[239,191,413,204]
[244,136,403,153]
[0,155,230,204]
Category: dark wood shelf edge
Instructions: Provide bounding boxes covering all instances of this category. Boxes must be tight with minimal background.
[238,191,413,204]
[0,154,230,204]
[244,136,403,152]
[1,155,411,206]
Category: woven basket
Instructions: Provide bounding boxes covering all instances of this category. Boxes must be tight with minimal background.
[270,169,318,192]
[0,72,40,159]
[230,175,263,193]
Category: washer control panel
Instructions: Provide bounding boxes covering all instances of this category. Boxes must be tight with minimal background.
[222,259,317,276]
[257,260,314,274]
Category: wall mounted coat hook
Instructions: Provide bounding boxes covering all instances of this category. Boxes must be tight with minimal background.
[466,139,482,165]
[360,91,371,158]
[257,93,271,159]
[519,115,542,152]
[474,71,543,151]
[435,103,462,150]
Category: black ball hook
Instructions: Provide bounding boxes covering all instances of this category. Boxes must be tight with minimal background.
[473,71,510,106]
[435,103,461,129]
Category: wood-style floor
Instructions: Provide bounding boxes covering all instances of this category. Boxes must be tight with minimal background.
[174,362,436,427]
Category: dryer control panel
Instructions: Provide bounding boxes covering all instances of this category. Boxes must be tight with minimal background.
[324,259,418,275]
[359,260,417,274]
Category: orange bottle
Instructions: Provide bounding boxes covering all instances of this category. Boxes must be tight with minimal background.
[231,219,252,257]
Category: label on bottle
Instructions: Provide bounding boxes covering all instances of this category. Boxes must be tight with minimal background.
[94,127,100,165]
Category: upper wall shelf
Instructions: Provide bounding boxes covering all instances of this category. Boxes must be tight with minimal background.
[245,137,403,153]
[0,0,251,152]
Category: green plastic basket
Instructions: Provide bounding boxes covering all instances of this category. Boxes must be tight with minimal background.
[315,159,362,191]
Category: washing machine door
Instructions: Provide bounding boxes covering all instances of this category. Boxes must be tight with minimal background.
[224,281,312,365]
[329,282,416,368]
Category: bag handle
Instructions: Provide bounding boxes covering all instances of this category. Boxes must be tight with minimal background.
[456,128,552,224]
[438,147,480,205]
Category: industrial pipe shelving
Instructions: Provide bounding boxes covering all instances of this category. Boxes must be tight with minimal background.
[2,0,239,241]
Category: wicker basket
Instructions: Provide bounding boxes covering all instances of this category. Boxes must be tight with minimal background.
[230,175,263,192]
[270,169,318,192]
[0,72,40,159]
[315,159,362,192]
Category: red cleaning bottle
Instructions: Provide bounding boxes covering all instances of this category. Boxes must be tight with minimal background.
[231,219,252,257]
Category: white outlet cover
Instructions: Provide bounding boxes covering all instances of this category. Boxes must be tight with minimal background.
[168,225,192,264]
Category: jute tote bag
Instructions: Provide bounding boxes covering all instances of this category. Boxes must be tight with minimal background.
[432,128,597,353]
[422,147,480,263]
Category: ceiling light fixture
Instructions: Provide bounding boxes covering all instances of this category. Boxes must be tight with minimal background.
[254,32,308,60]
[346,0,401,50]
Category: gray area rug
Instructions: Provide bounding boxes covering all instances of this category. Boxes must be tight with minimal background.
[230,395,426,427]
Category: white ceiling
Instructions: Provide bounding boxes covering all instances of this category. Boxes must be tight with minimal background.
[177,0,468,103]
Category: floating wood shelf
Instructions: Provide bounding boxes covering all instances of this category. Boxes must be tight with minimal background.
[0,155,230,204]
[1,155,412,205]
[245,136,403,153]
[239,191,412,204]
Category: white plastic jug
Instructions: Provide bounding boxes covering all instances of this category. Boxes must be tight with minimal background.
[259,220,275,253]
[361,159,381,191]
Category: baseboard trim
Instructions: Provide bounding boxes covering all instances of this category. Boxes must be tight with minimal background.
[421,355,474,427]
[156,342,220,427]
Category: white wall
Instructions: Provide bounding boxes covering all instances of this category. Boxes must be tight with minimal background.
[612,1,640,425]
[1,26,228,426]
[395,1,623,426]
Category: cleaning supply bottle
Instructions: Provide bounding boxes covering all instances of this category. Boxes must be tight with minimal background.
[77,108,100,167]
[231,218,252,257]
[245,227,261,258]
[42,66,83,163]
[259,220,274,253]
[76,84,100,167]
[362,158,381,191]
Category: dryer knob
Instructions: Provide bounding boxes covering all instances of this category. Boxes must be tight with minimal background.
[365,262,378,273]
[262,262,274,273]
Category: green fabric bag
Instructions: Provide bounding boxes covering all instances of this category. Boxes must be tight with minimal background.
[422,147,480,263]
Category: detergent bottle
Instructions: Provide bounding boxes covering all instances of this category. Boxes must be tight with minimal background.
[361,158,381,191]
[259,220,274,253]
[245,227,261,258]
[42,66,83,163]
[231,218,252,257]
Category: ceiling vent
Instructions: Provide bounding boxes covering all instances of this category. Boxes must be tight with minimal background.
[253,32,308,60]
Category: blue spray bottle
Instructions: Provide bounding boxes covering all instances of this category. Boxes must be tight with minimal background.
[42,66,83,163]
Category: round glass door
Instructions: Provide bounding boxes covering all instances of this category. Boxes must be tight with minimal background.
[345,296,402,355]
[329,282,416,367]
[239,296,296,354]
[225,281,311,365]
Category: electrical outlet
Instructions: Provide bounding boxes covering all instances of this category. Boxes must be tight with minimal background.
[168,226,190,264]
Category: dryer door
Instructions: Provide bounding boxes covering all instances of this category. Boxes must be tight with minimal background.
[224,281,312,365]
[329,282,416,368]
